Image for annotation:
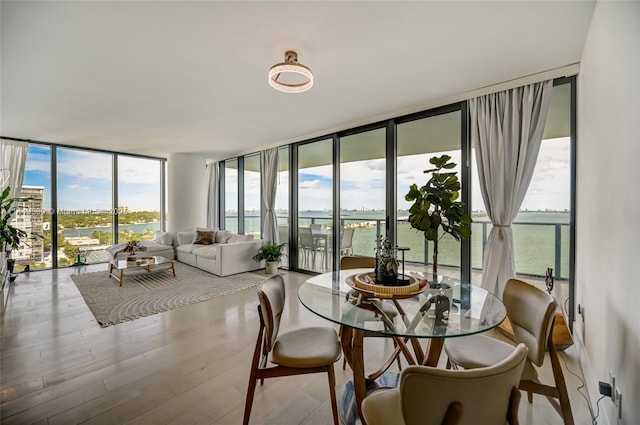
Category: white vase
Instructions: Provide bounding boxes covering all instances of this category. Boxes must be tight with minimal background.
[265,261,279,274]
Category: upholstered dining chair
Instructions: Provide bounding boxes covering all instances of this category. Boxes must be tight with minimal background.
[362,343,528,425]
[243,274,341,425]
[444,278,574,425]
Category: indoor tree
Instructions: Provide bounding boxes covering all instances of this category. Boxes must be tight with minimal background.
[405,154,472,280]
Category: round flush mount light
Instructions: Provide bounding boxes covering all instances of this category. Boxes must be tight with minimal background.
[268,51,313,93]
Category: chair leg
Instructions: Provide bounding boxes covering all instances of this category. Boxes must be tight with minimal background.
[527,391,533,403]
[326,364,339,425]
[549,344,575,425]
[243,373,258,425]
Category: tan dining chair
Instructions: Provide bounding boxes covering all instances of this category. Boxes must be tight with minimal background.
[340,227,355,256]
[243,274,341,425]
[444,278,574,425]
[362,343,528,425]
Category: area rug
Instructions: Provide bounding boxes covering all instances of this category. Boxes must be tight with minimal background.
[71,262,266,327]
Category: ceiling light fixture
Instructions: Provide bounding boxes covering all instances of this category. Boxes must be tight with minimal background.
[268,51,313,93]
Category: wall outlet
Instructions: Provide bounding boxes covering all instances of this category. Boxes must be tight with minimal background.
[615,388,622,419]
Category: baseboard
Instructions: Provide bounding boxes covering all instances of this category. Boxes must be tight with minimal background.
[573,320,614,425]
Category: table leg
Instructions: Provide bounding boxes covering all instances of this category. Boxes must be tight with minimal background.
[423,338,444,367]
[351,329,367,424]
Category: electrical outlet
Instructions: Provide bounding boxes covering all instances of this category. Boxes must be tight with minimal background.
[610,370,616,395]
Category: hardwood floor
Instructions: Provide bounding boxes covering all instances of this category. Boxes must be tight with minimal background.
[1,265,593,424]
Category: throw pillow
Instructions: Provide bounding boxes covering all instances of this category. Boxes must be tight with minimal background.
[154,231,173,246]
[215,230,231,243]
[192,230,215,245]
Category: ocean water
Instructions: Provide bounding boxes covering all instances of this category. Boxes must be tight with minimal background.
[232,210,570,279]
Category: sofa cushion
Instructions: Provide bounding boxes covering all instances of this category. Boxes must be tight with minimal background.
[177,243,201,254]
[192,229,215,245]
[215,230,231,243]
[226,234,254,243]
[192,245,218,259]
[154,231,173,246]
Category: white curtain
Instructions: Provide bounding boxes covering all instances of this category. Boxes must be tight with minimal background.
[471,80,553,298]
[205,162,220,229]
[261,148,279,243]
[0,139,29,199]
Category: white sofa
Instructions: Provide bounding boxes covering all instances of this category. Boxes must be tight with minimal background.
[176,229,264,276]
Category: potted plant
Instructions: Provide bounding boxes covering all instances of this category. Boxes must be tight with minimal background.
[375,236,400,285]
[404,154,472,282]
[122,240,146,261]
[253,243,286,274]
[0,187,30,281]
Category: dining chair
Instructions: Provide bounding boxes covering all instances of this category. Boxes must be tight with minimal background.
[444,278,574,425]
[340,227,355,256]
[362,343,527,425]
[243,274,341,425]
[298,227,320,268]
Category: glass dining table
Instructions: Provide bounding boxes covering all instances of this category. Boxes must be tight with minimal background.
[298,268,507,424]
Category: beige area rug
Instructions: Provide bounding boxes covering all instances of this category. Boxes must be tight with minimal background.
[71,262,266,327]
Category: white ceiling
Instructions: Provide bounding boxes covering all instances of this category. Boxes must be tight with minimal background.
[1,1,595,160]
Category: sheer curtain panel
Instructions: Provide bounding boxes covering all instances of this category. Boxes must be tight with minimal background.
[261,148,279,243]
[0,139,28,199]
[470,80,553,297]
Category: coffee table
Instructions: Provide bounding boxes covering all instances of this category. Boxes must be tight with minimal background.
[108,256,176,286]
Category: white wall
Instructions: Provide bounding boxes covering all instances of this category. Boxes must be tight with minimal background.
[167,153,207,233]
[577,1,640,423]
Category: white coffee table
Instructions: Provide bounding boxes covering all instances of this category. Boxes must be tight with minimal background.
[108,256,176,286]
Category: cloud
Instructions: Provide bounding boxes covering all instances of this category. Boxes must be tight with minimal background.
[67,184,90,191]
[299,179,321,189]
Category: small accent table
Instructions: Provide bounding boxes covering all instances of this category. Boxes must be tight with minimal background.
[108,256,176,286]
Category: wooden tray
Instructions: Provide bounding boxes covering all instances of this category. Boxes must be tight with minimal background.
[346,272,425,299]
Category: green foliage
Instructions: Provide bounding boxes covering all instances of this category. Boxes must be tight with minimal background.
[0,187,31,253]
[404,155,472,275]
[253,243,287,263]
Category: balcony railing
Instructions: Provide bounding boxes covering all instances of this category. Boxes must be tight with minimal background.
[278,215,569,280]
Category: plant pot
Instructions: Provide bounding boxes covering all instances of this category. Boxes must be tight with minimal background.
[376,265,398,286]
[7,258,15,274]
[265,261,279,275]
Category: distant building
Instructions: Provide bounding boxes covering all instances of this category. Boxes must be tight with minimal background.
[12,186,45,263]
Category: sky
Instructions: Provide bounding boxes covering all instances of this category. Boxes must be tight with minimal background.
[22,136,570,215]
[244,137,570,213]
[23,146,162,211]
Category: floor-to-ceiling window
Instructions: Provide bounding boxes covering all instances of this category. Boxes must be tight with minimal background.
[14,141,165,269]
[297,139,333,272]
[57,148,113,265]
[340,128,386,261]
[117,156,162,243]
[397,110,463,280]
[243,153,261,239]
[15,145,51,271]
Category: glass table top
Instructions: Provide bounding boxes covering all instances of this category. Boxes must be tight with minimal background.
[298,269,506,339]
